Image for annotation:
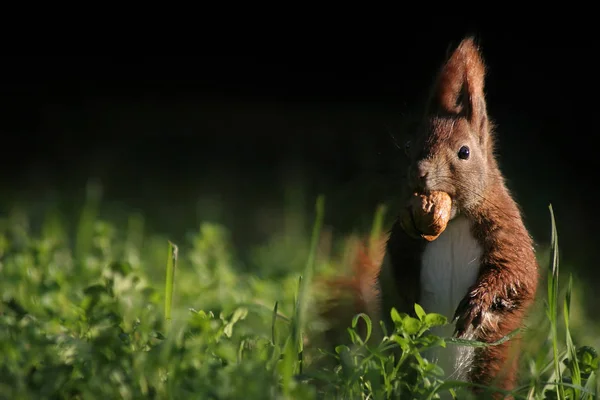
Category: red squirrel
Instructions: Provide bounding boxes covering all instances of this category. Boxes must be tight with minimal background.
[318,37,540,398]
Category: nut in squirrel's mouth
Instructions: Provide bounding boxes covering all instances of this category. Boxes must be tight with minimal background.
[400,190,453,241]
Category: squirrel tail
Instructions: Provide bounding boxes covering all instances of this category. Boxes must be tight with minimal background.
[314,234,387,347]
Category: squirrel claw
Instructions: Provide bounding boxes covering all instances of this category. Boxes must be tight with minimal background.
[452,293,485,337]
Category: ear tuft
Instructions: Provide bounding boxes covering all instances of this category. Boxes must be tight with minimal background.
[430,36,487,122]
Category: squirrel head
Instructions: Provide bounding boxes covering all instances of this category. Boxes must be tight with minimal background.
[403,37,499,216]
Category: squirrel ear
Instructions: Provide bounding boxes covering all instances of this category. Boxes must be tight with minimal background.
[429,36,489,134]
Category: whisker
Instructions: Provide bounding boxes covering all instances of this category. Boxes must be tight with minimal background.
[384,124,404,152]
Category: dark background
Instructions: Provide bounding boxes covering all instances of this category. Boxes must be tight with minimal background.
[1,30,597,313]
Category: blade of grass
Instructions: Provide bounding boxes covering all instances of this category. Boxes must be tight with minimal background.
[445,327,521,348]
[272,301,279,345]
[581,371,597,400]
[280,278,301,397]
[164,240,178,324]
[563,274,581,398]
[295,195,325,349]
[547,204,565,400]
[281,195,325,397]
[235,301,290,323]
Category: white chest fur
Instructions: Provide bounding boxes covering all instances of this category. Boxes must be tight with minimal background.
[420,215,483,381]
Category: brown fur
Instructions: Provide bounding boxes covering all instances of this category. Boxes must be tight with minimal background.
[317,37,539,399]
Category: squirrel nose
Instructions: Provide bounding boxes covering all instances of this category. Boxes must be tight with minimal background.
[418,163,428,179]
[413,161,430,191]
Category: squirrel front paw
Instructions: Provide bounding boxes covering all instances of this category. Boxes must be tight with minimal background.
[452,290,493,337]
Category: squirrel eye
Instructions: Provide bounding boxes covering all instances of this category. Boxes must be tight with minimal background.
[458,145,470,160]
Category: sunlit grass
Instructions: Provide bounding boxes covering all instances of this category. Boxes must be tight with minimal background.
[0,189,598,399]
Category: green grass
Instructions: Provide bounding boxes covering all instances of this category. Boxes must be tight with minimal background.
[0,191,598,399]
